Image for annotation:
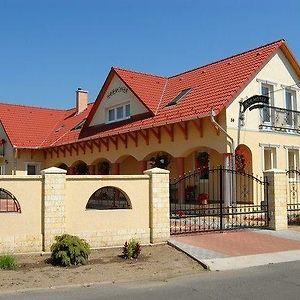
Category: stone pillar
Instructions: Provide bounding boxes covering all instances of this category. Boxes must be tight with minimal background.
[144,167,170,243]
[263,169,288,230]
[111,163,120,175]
[41,167,67,251]
[88,164,95,175]
[175,157,185,204]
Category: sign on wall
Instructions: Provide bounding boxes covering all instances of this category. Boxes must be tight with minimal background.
[106,86,128,99]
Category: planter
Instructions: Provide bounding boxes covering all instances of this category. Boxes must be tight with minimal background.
[197,193,208,205]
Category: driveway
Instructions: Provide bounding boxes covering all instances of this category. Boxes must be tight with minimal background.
[169,228,300,270]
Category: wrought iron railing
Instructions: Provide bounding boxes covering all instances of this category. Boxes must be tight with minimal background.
[286,170,300,225]
[259,106,300,133]
[169,167,269,234]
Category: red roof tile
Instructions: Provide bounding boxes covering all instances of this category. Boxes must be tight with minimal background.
[0,39,294,149]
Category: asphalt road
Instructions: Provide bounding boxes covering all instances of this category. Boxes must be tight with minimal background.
[1,261,300,300]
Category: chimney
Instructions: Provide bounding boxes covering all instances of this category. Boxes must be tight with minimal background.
[76,88,88,114]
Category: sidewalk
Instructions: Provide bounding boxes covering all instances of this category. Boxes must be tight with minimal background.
[168,228,300,271]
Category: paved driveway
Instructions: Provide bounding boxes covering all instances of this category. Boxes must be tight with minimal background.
[169,228,300,270]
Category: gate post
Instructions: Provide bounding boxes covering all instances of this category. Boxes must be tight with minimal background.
[263,169,288,230]
[144,167,170,243]
[41,167,67,251]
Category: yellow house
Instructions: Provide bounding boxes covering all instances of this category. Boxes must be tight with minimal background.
[0,39,300,182]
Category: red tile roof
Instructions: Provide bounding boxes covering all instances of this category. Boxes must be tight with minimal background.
[0,39,295,149]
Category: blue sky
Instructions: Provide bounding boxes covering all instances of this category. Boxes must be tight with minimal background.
[1,0,299,108]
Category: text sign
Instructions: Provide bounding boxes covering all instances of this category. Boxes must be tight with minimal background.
[107,86,128,99]
[241,95,269,112]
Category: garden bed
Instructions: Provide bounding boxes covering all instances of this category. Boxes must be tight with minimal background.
[0,244,204,292]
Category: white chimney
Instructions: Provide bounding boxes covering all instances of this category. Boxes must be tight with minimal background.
[76,88,88,114]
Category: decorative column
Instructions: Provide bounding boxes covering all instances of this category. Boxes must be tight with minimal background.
[68,166,75,175]
[88,165,95,175]
[223,153,234,206]
[138,160,148,174]
[41,167,67,251]
[144,167,170,243]
[111,163,120,175]
[263,169,288,230]
[175,157,185,204]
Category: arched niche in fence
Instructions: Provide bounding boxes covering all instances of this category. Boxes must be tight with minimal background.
[0,188,21,213]
[86,186,132,210]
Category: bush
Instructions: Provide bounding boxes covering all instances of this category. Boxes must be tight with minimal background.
[0,254,17,270]
[50,234,91,267]
[122,239,141,259]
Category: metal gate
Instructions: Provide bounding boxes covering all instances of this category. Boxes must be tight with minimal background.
[286,170,300,225]
[170,167,269,234]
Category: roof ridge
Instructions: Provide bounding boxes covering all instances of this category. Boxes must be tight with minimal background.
[113,66,166,79]
[0,101,67,111]
[169,39,285,78]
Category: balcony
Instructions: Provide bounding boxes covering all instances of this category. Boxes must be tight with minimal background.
[259,106,300,134]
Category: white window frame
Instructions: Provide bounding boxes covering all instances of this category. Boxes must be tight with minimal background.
[284,89,297,128]
[286,148,299,170]
[25,162,41,175]
[285,147,299,181]
[259,144,279,171]
[260,82,274,125]
[0,164,5,175]
[106,102,130,124]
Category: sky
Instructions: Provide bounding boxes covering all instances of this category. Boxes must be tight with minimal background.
[1,0,299,109]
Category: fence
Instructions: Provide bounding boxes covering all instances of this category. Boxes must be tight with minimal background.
[169,167,269,234]
[0,167,170,253]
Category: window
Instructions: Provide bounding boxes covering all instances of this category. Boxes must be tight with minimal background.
[71,119,86,131]
[288,149,299,170]
[0,188,21,213]
[263,147,277,170]
[285,89,297,127]
[107,103,130,123]
[86,186,131,210]
[25,163,40,175]
[261,83,274,124]
[166,88,192,107]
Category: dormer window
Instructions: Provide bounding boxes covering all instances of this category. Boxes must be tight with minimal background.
[107,103,130,123]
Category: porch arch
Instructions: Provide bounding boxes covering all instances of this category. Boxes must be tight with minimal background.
[71,160,89,175]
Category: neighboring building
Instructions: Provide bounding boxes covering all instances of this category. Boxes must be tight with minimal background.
[0,39,300,179]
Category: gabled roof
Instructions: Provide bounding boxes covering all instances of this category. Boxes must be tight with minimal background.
[0,102,93,148]
[1,39,298,149]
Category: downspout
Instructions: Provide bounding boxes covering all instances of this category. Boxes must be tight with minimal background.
[210,109,236,205]
[210,109,235,167]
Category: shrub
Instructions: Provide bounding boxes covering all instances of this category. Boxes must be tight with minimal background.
[50,234,91,267]
[0,254,17,270]
[122,239,141,259]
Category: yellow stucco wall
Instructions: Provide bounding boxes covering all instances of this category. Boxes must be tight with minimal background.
[0,176,42,252]
[226,49,300,175]
[64,175,150,246]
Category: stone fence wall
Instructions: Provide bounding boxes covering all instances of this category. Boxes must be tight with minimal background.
[0,167,170,253]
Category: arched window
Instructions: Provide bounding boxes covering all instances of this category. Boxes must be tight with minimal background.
[86,186,131,210]
[0,188,21,213]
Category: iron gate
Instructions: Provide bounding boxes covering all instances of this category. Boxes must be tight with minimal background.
[170,167,269,234]
[286,170,300,225]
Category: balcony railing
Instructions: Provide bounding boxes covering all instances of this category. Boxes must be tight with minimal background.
[259,106,300,134]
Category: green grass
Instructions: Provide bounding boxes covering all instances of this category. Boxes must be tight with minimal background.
[0,254,17,270]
